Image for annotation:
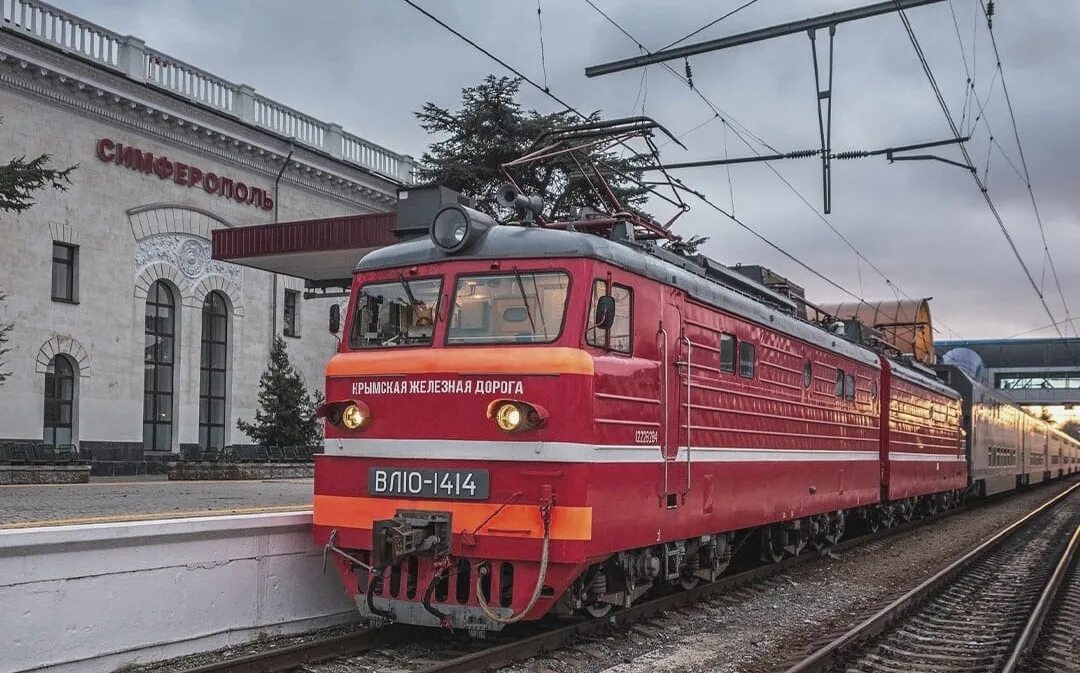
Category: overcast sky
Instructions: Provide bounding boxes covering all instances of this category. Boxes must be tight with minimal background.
[55,0,1079,340]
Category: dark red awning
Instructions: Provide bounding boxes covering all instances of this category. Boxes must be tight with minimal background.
[212,212,397,285]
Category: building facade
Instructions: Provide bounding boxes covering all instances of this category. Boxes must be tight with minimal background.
[0,1,412,469]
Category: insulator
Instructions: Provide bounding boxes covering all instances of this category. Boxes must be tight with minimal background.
[785,149,819,159]
[833,150,871,160]
[684,57,694,90]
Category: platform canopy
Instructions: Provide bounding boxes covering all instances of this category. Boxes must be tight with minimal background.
[211,212,397,289]
[817,298,935,364]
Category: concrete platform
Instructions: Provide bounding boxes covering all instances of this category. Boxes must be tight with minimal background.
[0,476,312,528]
[1,511,357,673]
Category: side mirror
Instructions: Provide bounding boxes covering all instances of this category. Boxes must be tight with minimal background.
[329,304,341,335]
[594,295,616,330]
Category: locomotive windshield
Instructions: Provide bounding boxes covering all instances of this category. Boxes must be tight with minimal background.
[349,277,441,348]
[447,271,569,344]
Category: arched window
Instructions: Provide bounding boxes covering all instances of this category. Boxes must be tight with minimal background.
[43,355,75,447]
[199,291,229,449]
[144,281,176,451]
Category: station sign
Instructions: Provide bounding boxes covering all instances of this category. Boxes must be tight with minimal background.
[95,138,273,210]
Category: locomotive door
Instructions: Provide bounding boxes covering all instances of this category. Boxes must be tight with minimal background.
[659,296,687,507]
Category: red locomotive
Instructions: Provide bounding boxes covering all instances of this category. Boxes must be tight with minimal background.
[312,119,1072,632]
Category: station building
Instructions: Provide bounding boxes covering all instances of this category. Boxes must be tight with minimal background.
[0,2,412,470]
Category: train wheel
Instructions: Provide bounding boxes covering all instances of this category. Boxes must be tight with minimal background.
[824,511,846,546]
[679,574,700,591]
[897,500,914,523]
[808,514,830,551]
[584,602,614,618]
[922,496,939,518]
[784,522,809,557]
[880,506,897,530]
[760,525,786,563]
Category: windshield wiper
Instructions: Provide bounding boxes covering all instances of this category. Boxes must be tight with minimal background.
[397,273,419,308]
[529,272,548,336]
[512,268,537,333]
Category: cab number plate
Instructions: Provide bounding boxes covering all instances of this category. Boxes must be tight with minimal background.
[368,468,489,500]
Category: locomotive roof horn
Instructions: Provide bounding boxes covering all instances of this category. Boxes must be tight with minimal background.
[495,182,544,226]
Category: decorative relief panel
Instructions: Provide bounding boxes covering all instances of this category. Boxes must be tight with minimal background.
[135,234,242,286]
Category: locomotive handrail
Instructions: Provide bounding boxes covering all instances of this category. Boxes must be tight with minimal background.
[659,325,671,501]
[683,335,692,497]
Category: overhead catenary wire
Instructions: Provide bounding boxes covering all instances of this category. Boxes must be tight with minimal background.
[536,0,550,92]
[894,2,1071,347]
[978,0,1073,337]
[658,0,763,51]
[400,0,876,315]
[583,0,969,333]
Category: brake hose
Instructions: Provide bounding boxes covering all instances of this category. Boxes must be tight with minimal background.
[475,508,551,624]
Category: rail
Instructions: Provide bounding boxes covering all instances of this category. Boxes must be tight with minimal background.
[1001,517,1080,672]
[782,480,1080,673]
[0,0,414,182]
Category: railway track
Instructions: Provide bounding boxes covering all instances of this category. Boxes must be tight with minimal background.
[780,481,1080,673]
[174,484,1075,673]
[1012,516,1080,673]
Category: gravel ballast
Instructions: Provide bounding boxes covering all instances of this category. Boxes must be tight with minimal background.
[504,478,1079,673]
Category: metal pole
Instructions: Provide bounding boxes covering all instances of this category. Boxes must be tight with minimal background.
[270,142,294,345]
[584,0,949,77]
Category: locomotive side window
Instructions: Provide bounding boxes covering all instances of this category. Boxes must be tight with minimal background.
[447,271,569,344]
[802,361,813,388]
[738,341,755,379]
[719,334,736,372]
[835,368,845,397]
[844,374,856,400]
[586,280,632,353]
[349,277,442,349]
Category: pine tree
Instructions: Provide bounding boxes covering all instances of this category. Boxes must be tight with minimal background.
[415,75,649,219]
[1,117,75,214]
[0,116,76,385]
[236,336,322,447]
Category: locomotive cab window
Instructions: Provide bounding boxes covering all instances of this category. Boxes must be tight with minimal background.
[349,277,442,348]
[586,280,632,353]
[738,341,755,379]
[447,271,569,344]
[720,333,736,372]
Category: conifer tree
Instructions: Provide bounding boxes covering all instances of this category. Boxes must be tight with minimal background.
[236,336,322,447]
[0,116,76,385]
[1,117,75,214]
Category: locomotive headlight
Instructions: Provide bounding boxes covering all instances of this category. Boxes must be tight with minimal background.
[341,403,367,429]
[495,403,523,431]
[488,400,548,433]
[431,205,495,253]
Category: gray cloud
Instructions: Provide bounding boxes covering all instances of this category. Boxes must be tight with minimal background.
[55,0,1079,339]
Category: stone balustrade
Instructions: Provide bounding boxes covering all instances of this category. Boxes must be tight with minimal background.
[0,0,415,183]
